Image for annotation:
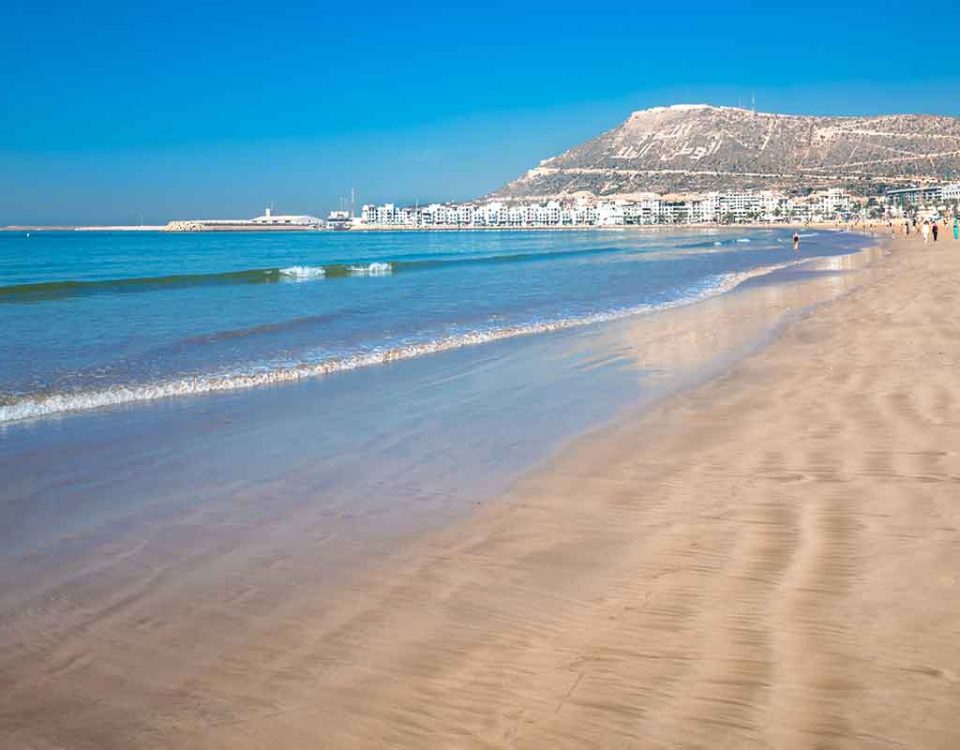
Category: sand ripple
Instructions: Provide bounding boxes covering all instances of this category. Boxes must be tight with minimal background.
[3,235,960,747]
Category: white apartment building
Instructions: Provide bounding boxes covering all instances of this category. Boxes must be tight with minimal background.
[717,192,762,222]
[940,183,960,202]
[658,198,690,224]
[597,202,625,226]
[623,193,663,224]
[361,203,407,226]
[474,201,508,226]
[758,190,789,220]
[820,188,853,216]
[691,193,720,223]
[356,187,861,230]
[569,200,598,225]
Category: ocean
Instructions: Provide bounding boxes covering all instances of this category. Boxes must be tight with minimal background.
[0,227,873,571]
[0,228,868,424]
[0,225,885,740]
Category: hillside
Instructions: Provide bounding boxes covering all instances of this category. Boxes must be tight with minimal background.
[489,104,960,200]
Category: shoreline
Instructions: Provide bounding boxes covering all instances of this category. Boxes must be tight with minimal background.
[0,258,815,426]
[6,231,958,747]
[163,232,960,746]
[2,221,855,234]
[0,230,870,427]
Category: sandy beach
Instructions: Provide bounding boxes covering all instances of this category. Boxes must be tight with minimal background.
[7,0,960,745]
[164,231,957,748]
[3,231,960,747]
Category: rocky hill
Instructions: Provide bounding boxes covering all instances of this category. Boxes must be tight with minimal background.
[489,104,960,200]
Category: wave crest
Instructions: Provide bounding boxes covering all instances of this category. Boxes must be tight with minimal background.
[348,262,393,276]
[279,266,326,280]
[0,262,800,425]
[0,246,633,303]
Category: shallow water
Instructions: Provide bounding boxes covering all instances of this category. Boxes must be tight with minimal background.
[0,230,886,744]
[0,226,876,605]
[0,227,875,573]
[0,228,869,423]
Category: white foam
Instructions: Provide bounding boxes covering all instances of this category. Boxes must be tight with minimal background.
[349,262,392,276]
[735,238,752,243]
[279,266,326,280]
[0,261,801,425]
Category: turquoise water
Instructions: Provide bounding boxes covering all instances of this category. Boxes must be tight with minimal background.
[0,229,869,423]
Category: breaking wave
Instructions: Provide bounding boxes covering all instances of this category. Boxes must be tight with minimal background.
[348,262,393,276]
[0,261,801,424]
[0,246,639,304]
[279,266,326,280]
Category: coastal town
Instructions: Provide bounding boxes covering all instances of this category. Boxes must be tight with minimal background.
[163,183,960,231]
[155,105,960,234]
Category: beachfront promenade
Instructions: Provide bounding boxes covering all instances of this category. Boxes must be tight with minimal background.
[152,184,957,232]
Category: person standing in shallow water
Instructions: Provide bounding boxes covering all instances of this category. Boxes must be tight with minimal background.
[792,232,800,251]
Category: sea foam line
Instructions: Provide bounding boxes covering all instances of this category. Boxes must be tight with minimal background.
[278,265,326,280]
[0,261,799,424]
[348,262,393,276]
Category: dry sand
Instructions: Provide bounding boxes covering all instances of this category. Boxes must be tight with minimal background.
[4,232,960,747]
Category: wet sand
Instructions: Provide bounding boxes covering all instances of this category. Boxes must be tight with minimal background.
[4,233,960,747]
[181,233,959,748]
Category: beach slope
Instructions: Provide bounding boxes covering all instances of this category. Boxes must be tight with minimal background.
[174,234,960,748]
[3,234,960,748]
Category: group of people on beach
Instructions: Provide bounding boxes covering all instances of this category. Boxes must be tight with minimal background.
[895,216,960,243]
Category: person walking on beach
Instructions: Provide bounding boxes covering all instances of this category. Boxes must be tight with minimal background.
[953,217,959,240]
[922,220,930,244]
[792,231,800,251]
[932,222,939,242]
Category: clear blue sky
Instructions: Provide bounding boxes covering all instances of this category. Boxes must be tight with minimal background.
[2,0,958,224]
